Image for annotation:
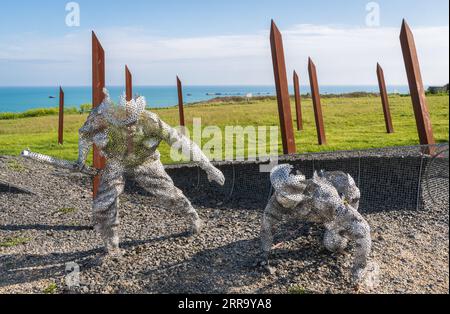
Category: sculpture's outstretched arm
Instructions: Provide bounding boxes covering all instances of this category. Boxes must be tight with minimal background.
[142,111,225,186]
[261,195,290,265]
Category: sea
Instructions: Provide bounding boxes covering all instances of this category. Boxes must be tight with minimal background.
[0,85,411,113]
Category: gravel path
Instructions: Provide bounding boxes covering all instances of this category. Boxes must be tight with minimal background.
[0,156,448,294]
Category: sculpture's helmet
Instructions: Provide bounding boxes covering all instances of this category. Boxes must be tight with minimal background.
[101,88,146,126]
[270,164,307,208]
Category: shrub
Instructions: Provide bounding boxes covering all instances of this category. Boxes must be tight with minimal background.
[79,104,92,113]
[0,106,81,120]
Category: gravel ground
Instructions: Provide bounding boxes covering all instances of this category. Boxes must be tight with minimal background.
[0,156,448,294]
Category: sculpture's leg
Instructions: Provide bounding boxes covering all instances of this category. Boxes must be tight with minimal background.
[338,207,376,286]
[93,159,125,255]
[134,158,202,234]
[261,196,286,267]
[323,227,348,254]
[349,219,372,281]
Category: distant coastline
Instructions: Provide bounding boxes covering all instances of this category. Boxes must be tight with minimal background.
[0,85,414,113]
[0,91,426,120]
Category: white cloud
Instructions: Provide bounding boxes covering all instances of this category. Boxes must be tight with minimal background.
[0,24,448,86]
[283,24,449,86]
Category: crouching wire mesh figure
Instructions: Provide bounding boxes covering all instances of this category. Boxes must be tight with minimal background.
[261,164,379,288]
[76,89,225,255]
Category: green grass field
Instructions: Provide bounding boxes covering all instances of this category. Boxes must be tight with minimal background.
[0,94,448,165]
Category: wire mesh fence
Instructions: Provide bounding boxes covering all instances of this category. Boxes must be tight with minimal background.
[164,144,449,212]
[422,147,449,210]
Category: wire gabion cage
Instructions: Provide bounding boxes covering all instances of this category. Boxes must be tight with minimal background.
[165,144,449,213]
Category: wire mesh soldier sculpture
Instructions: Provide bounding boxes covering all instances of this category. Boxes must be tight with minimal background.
[76,89,225,255]
[261,164,379,288]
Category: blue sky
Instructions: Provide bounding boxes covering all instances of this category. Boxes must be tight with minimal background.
[0,0,448,86]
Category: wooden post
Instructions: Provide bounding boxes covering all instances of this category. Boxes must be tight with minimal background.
[58,87,64,145]
[308,58,327,145]
[125,65,132,101]
[92,31,106,198]
[270,20,296,155]
[293,71,303,131]
[400,19,435,153]
[177,76,185,127]
[125,65,134,153]
[376,63,394,134]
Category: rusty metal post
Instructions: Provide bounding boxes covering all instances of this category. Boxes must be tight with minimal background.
[177,76,186,127]
[400,20,435,153]
[270,20,296,155]
[293,70,303,131]
[92,31,106,197]
[376,63,394,134]
[308,58,327,145]
[58,87,64,145]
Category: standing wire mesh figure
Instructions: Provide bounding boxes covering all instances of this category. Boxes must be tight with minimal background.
[76,89,225,255]
[261,164,378,288]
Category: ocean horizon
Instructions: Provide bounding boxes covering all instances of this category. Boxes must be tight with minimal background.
[0,85,412,113]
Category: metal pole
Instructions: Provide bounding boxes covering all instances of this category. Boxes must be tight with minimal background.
[400,19,435,154]
[58,87,64,145]
[308,57,327,145]
[270,20,296,155]
[293,70,303,131]
[376,63,394,134]
[92,31,106,198]
[177,76,186,127]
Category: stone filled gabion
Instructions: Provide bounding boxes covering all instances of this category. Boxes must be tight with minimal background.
[261,164,378,287]
[77,89,225,254]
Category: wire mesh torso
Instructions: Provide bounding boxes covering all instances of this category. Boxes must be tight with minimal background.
[88,94,165,171]
[102,115,162,170]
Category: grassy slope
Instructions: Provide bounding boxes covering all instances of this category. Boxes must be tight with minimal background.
[0,95,448,165]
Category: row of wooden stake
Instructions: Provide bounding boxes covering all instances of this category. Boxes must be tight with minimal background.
[55,20,437,196]
[270,19,436,155]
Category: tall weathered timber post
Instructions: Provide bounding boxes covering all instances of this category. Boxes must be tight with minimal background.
[177,76,186,127]
[308,57,327,145]
[92,31,106,197]
[58,87,64,145]
[125,65,132,101]
[270,20,296,155]
[125,65,134,153]
[376,63,394,134]
[293,70,303,131]
[400,19,435,153]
